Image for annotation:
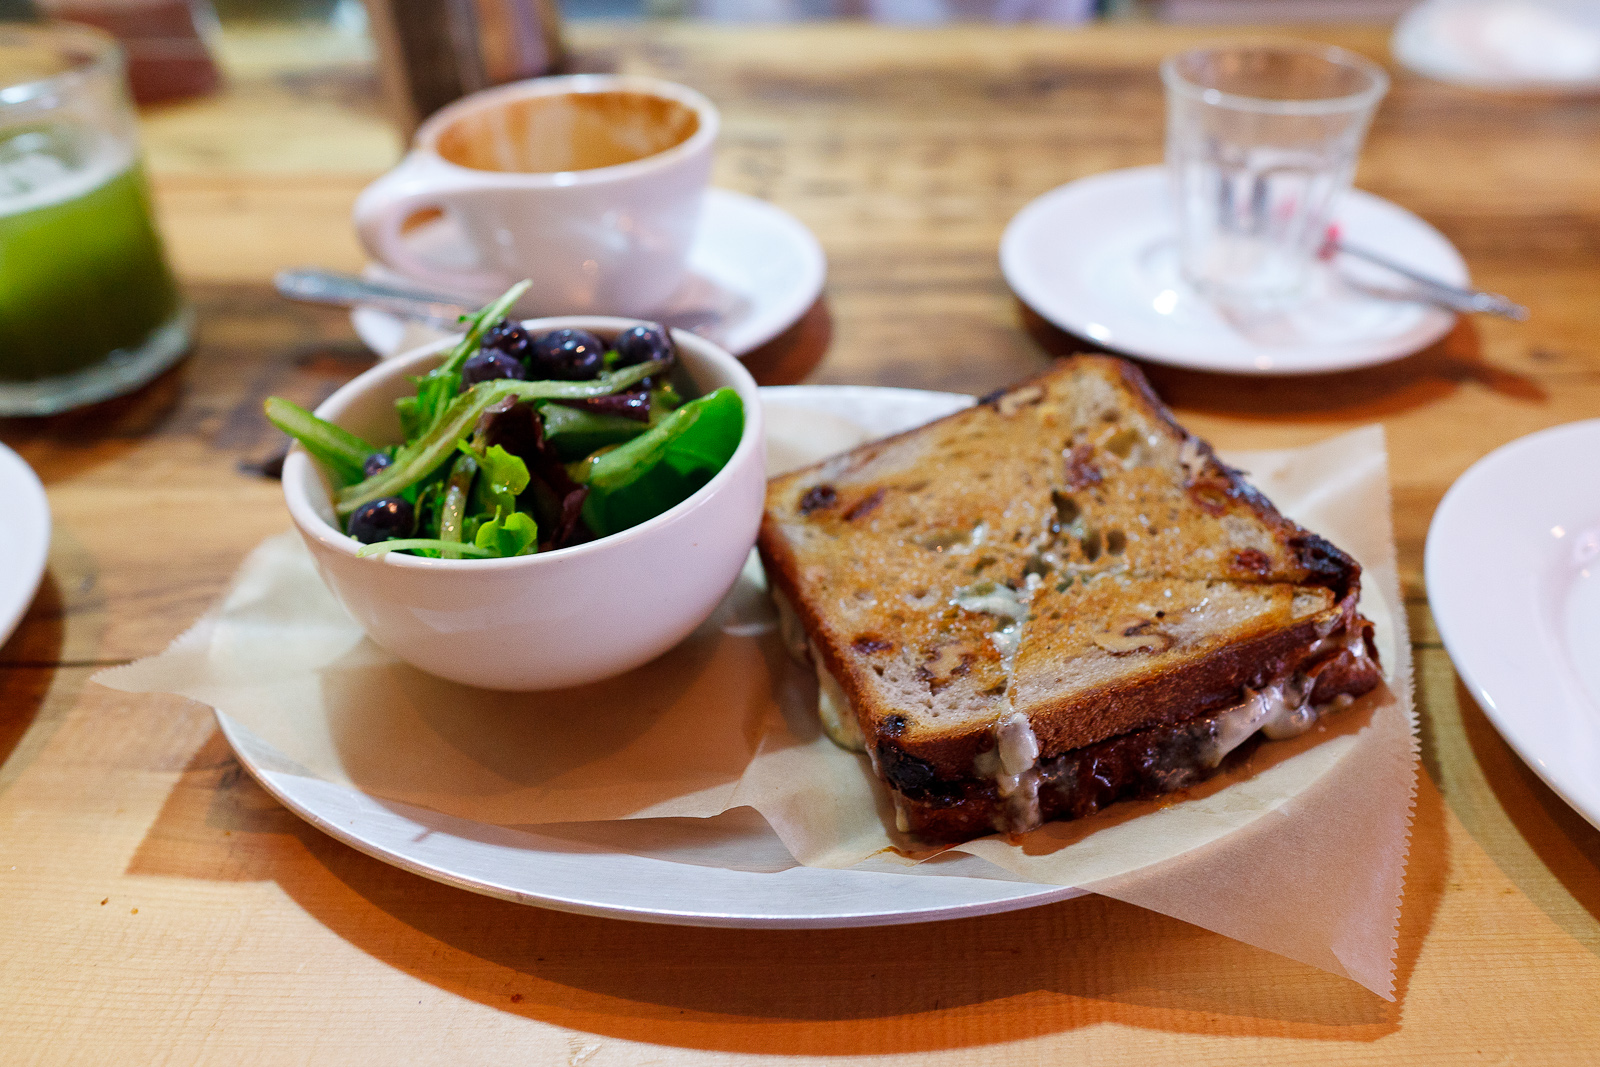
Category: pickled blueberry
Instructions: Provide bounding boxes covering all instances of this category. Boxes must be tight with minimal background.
[528,328,604,380]
[362,451,393,478]
[461,349,528,386]
[480,319,533,361]
[614,323,674,367]
[348,496,414,543]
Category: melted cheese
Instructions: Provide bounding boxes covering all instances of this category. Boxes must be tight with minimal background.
[973,712,1044,834]
[952,581,1030,623]
[1178,435,1207,482]
[770,585,811,663]
[811,639,866,752]
[1203,674,1317,767]
[953,582,1044,833]
[771,586,866,751]
[1308,621,1367,661]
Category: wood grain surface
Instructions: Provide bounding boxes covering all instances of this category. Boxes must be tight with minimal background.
[2,20,1598,1065]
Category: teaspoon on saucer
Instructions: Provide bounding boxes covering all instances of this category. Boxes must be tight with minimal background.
[1321,225,1529,321]
[275,268,475,328]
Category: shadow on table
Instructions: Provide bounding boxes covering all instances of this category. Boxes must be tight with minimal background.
[0,284,385,486]
[125,724,1455,1055]
[1455,678,1600,946]
[740,295,834,387]
[1019,303,1545,421]
[0,359,188,484]
[0,573,65,788]
[6,285,402,493]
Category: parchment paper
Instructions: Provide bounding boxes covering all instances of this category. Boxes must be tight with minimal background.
[101,410,1416,999]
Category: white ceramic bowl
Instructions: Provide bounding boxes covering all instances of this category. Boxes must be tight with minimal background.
[282,318,765,690]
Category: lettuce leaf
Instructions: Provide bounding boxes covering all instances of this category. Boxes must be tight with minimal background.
[473,510,538,557]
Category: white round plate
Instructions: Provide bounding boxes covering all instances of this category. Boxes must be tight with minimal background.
[351,188,827,360]
[0,441,49,648]
[1000,166,1466,375]
[1426,420,1600,830]
[1394,0,1600,91]
[221,385,1086,927]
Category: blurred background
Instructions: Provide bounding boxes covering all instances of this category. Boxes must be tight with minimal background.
[4,0,1425,44]
[194,0,1414,23]
[9,0,1597,113]
[0,0,1430,114]
[203,0,1414,24]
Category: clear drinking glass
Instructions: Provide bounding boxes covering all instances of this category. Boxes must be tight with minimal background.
[0,23,189,416]
[1162,42,1389,305]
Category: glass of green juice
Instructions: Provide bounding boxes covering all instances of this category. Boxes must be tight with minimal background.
[0,23,189,415]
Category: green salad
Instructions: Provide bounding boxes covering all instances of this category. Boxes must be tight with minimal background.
[266,281,744,559]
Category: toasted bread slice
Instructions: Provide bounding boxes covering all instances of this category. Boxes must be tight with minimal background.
[758,356,1381,841]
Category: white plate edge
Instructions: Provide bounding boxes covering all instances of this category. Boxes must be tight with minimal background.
[0,442,49,648]
[1425,418,1600,831]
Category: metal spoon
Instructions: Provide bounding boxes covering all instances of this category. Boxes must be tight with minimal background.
[1321,227,1529,321]
[274,268,477,329]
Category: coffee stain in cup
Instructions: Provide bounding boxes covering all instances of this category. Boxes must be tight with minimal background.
[436,91,700,175]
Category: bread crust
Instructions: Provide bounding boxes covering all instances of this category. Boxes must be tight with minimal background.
[1009,591,1360,761]
[893,638,1383,842]
[757,355,1380,842]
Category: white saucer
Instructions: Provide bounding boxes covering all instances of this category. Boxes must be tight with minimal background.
[0,442,49,649]
[1394,0,1600,91]
[351,188,827,359]
[1000,166,1467,376]
[1426,420,1600,830]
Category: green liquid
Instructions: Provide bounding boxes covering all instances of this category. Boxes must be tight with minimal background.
[0,137,181,383]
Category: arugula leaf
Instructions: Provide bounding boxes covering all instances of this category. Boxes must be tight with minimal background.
[263,397,377,487]
[409,369,461,444]
[437,280,530,378]
[575,404,696,492]
[539,403,653,460]
[356,538,496,559]
[659,385,743,473]
[576,387,743,538]
[652,383,682,413]
[395,395,422,441]
[335,359,667,515]
[473,510,538,557]
[392,281,530,450]
[436,453,478,560]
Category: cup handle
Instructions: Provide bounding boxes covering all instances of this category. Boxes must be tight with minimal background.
[352,152,507,297]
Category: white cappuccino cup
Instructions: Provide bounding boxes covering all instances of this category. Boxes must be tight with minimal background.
[353,74,718,317]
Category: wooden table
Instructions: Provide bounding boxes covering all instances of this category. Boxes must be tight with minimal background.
[3,20,1599,1064]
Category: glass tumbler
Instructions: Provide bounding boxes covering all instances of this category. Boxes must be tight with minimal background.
[1162,42,1389,305]
[0,23,189,416]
